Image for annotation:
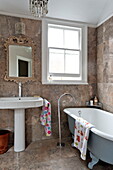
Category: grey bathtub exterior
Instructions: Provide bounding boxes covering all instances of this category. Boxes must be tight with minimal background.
[68,115,113,169]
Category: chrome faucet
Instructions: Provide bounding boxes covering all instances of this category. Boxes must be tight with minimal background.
[78,110,82,117]
[19,82,22,99]
[57,93,75,147]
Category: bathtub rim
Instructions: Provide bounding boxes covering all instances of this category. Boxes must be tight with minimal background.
[64,107,113,141]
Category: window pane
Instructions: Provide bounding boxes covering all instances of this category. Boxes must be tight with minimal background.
[48,27,63,48]
[64,30,79,49]
[65,50,79,74]
[49,49,64,73]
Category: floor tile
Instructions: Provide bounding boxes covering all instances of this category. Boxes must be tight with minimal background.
[0,138,113,170]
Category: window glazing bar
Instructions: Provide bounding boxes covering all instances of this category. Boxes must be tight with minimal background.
[48,47,80,52]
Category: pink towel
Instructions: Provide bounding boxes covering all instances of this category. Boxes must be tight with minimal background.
[74,117,94,160]
[40,99,51,136]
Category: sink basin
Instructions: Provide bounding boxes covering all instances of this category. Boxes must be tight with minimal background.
[0,96,43,152]
[0,97,43,109]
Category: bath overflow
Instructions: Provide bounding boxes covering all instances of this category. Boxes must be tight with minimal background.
[78,110,82,117]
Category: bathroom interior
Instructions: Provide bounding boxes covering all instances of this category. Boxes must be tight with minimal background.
[0,0,113,169]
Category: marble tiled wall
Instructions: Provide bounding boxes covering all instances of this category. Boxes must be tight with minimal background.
[0,15,97,145]
[97,16,113,112]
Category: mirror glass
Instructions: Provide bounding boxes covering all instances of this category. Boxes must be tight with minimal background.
[9,45,32,77]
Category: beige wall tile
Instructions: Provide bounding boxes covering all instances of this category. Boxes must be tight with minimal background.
[0,15,97,144]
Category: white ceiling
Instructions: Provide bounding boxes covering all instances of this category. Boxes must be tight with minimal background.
[0,0,113,26]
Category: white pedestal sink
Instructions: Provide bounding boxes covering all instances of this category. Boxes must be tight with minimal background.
[0,97,43,152]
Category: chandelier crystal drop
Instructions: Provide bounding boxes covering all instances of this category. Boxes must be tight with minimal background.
[29,0,49,17]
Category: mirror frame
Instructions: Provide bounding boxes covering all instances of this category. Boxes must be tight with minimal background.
[4,36,36,83]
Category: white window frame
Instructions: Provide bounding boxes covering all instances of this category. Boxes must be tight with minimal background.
[42,18,88,85]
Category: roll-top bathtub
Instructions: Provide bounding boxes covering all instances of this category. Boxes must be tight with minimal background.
[64,108,113,169]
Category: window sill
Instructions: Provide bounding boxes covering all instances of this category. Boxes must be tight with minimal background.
[42,81,88,85]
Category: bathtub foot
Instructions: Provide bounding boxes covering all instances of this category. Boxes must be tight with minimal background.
[88,152,99,169]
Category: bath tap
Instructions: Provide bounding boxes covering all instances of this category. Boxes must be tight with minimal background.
[19,82,22,99]
[58,93,75,104]
[57,93,75,148]
[78,110,82,117]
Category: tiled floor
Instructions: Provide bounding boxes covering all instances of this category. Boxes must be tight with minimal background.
[0,138,113,170]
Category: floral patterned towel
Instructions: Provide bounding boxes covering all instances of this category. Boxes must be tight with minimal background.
[74,117,94,160]
[40,99,51,136]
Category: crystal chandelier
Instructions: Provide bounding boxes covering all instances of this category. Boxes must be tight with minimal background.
[29,0,49,17]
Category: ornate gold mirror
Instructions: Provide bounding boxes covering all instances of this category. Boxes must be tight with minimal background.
[4,36,36,83]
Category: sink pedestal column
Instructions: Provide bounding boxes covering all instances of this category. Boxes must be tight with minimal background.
[14,109,25,152]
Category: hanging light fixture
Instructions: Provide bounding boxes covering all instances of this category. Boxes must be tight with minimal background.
[29,0,49,17]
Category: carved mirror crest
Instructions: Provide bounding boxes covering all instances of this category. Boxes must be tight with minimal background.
[4,36,36,83]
